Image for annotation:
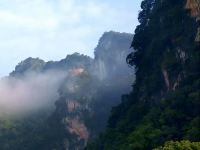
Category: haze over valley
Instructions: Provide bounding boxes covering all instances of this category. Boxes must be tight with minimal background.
[0,0,199,149]
[0,31,135,149]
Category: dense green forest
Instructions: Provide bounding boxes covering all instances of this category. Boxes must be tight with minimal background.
[86,0,200,149]
[0,0,199,149]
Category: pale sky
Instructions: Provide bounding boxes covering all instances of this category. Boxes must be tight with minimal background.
[0,0,141,77]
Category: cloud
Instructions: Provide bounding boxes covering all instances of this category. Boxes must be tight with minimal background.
[0,10,58,30]
[0,0,141,77]
[0,0,107,30]
[0,70,66,117]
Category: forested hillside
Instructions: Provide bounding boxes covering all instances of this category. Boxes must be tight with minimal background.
[0,31,133,150]
[0,0,199,149]
[86,0,200,149]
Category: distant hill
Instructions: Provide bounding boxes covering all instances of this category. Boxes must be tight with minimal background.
[0,31,134,150]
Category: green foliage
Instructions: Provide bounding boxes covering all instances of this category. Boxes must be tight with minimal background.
[0,112,67,150]
[154,140,200,150]
[86,0,200,149]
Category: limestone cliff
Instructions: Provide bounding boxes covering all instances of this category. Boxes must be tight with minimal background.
[185,0,200,42]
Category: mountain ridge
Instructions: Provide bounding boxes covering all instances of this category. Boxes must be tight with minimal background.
[0,31,134,150]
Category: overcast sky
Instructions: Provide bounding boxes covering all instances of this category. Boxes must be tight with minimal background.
[0,0,141,77]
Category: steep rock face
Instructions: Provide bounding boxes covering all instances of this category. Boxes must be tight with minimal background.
[0,31,133,150]
[50,31,134,150]
[94,31,133,81]
[185,0,200,19]
[4,31,134,150]
[53,67,93,150]
[86,0,200,149]
[185,0,200,42]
